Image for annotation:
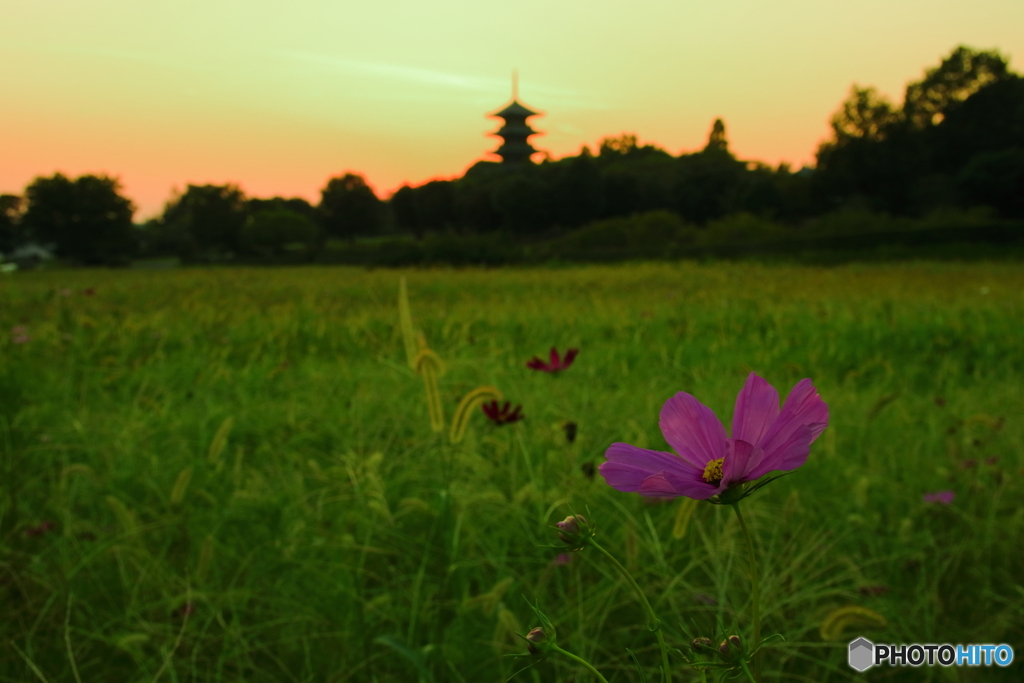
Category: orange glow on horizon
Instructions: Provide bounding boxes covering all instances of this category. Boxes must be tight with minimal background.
[3,0,1022,218]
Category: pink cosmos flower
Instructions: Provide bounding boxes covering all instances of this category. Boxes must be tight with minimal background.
[923,490,955,505]
[527,347,579,373]
[599,373,828,500]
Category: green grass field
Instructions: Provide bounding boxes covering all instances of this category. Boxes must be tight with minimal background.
[2,262,1022,682]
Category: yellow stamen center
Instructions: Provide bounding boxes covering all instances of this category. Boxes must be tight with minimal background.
[702,458,725,485]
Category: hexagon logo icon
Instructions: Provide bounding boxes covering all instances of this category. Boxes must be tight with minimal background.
[848,637,874,672]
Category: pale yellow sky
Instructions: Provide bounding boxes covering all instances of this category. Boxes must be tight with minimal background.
[2,0,1022,218]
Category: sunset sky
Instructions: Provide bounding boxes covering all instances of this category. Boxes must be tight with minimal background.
[3,0,1023,218]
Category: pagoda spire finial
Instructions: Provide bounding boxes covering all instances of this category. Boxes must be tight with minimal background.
[488,72,541,165]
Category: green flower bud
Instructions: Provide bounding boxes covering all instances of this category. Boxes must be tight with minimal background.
[526,627,547,655]
[555,514,589,549]
[691,637,713,652]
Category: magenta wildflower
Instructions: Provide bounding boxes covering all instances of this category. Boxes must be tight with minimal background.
[923,490,955,505]
[552,553,572,567]
[527,347,579,373]
[481,400,524,425]
[600,373,828,501]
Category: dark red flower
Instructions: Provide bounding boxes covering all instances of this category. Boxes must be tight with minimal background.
[527,347,579,373]
[481,400,524,425]
[25,521,55,537]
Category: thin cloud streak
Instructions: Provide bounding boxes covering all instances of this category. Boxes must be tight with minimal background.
[281,51,609,111]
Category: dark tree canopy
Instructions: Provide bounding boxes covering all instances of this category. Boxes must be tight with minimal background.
[21,173,136,264]
[161,184,248,260]
[829,86,901,143]
[811,45,1024,216]
[904,45,1012,129]
[247,196,316,222]
[241,208,320,256]
[0,194,23,253]
[318,173,382,241]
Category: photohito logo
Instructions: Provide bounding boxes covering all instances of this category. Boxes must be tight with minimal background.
[848,637,1014,671]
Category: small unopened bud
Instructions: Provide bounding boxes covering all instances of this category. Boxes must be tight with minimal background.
[718,635,743,660]
[526,627,547,655]
[556,514,588,548]
[691,637,713,651]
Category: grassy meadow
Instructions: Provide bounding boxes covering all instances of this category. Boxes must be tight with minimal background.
[1,262,1022,682]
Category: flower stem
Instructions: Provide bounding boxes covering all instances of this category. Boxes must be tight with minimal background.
[551,645,611,683]
[739,659,758,683]
[590,539,672,683]
[731,503,761,682]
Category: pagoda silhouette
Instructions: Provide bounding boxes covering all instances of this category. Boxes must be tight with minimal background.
[488,72,542,165]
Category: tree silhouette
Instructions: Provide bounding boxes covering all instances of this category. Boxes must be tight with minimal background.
[22,173,136,264]
[704,119,729,153]
[241,209,320,257]
[413,180,457,232]
[0,195,23,253]
[904,45,1011,129]
[933,76,1024,171]
[829,86,901,142]
[550,154,603,227]
[957,148,1024,219]
[318,173,382,241]
[599,133,640,157]
[161,184,247,260]
[390,185,420,237]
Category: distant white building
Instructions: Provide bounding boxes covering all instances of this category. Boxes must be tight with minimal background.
[1,243,55,269]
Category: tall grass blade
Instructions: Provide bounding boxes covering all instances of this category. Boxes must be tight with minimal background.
[169,467,193,506]
[819,605,887,641]
[206,417,234,466]
[450,386,503,444]
[399,277,419,369]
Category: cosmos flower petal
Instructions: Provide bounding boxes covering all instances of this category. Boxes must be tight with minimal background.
[638,471,718,499]
[722,438,762,484]
[659,392,727,467]
[600,442,708,495]
[746,423,816,479]
[731,373,780,446]
[603,442,697,472]
[759,378,829,457]
[549,347,559,366]
[562,348,579,367]
[923,490,955,505]
[637,472,681,496]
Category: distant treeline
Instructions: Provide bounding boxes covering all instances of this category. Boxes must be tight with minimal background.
[1,45,1021,267]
